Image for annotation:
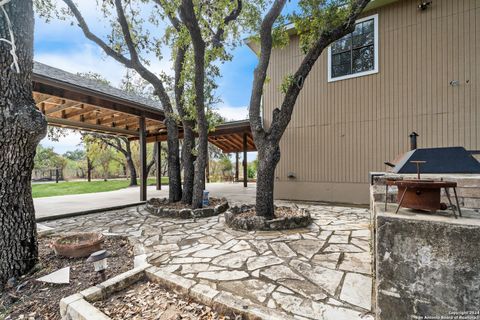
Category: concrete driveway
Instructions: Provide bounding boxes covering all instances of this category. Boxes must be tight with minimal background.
[34,182,256,220]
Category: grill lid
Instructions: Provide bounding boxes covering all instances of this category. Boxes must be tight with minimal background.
[391,147,480,174]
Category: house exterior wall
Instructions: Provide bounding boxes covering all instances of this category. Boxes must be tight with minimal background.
[263,0,480,204]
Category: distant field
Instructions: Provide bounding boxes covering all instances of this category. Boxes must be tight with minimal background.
[31,178,168,198]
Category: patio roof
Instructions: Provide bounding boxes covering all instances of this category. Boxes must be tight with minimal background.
[32,62,166,137]
[32,62,256,153]
[144,119,256,153]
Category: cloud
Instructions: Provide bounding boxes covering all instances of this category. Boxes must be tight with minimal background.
[35,44,128,86]
[40,130,83,155]
[215,105,249,121]
[36,46,174,88]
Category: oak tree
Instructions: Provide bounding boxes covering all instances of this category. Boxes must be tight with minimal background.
[249,0,371,218]
[0,0,47,286]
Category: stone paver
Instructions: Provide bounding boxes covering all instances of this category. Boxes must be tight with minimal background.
[340,273,373,310]
[40,203,373,319]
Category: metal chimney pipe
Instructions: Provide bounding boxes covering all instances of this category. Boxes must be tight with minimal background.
[409,132,419,150]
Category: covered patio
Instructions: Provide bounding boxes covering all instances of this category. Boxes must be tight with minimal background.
[33,62,256,204]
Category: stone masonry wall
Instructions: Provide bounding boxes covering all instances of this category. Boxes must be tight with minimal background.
[370,177,480,320]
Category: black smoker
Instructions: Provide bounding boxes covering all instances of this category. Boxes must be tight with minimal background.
[385,132,480,174]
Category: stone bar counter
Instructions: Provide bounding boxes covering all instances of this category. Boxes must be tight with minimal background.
[370,174,480,320]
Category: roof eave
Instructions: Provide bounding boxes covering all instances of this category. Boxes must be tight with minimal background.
[32,72,165,121]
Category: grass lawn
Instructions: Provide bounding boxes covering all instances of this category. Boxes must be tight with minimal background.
[31,177,168,198]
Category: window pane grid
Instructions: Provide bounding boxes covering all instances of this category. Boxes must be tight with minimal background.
[330,17,376,79]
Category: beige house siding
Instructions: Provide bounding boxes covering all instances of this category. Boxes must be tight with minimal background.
[263,0,480,204]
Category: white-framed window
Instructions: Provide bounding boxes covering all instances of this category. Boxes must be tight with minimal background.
[327,14,379,82]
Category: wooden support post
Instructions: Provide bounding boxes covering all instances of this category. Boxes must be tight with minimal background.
[235,152,239,182]
[139,116,147,201]
[206,149,210,184]
[243,133,247,188]
[155,141,162,190]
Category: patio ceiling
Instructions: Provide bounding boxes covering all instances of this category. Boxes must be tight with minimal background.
[32,62,166,138]
[143,120,257,153]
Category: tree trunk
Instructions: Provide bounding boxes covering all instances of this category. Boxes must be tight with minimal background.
[181,126,195,204]
[255,143,280,219]
[173,44,194,205]
[0,0,47,287]
[103,164,108,181]
[126,156,137,186]
[87,157,92,182]
[193,124,208,209]
[120,162,127,176]
[125,141,137,186]
[179,0,207,209]
[165,118,182,202]
[146,142,157,177]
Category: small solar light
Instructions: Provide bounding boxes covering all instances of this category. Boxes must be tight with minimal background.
[86,250,110,281]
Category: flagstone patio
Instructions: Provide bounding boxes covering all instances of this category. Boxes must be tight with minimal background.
[40,203,373,320]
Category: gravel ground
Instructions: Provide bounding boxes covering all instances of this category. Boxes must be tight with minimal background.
[93,280,232,320]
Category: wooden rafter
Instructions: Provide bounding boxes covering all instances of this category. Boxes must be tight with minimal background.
[47,116,139,137]
[45,101,83,115]
[63,106,97,119]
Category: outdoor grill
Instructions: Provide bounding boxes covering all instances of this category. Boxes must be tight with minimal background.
[386,146,480,174]
[383,134,480,218]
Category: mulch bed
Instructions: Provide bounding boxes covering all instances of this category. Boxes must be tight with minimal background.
[236,206,301,219]
[225,205,312,231]
[93,280,227,320]
[1,235,133,320]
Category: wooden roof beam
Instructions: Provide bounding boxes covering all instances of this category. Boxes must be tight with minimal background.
[81,109,116,122]
[63,106,98,119]
[32,82,165,122]
[34,94,54,105]
[99,114,135,126]
[227,133,244,146]
[46,101,83,115]
[219,138,239,151]
[209,139,231,152]
[47,116,139,137]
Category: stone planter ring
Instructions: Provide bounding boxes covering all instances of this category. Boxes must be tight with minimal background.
[225,205,312,231]
[145,197,229,219]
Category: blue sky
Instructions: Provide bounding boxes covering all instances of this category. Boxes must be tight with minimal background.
[35,1,299,154]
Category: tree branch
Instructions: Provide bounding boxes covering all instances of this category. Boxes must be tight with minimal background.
[146,142,158,175]
[62,0,175,115]
[62,0,133,68]
[269,0,371,142]
[90,133,128,157]
[248,0,287,142]
[211,0,242,48]
[114,0,140,63]
[154,0,182,31]
[174,44,190,121]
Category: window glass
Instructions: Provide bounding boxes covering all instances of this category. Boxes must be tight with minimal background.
[329,16,377,80]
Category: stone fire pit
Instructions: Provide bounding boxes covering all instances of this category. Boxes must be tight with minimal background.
[145,197,229,219]
[52,232,104,258]
[225,204,312,231]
